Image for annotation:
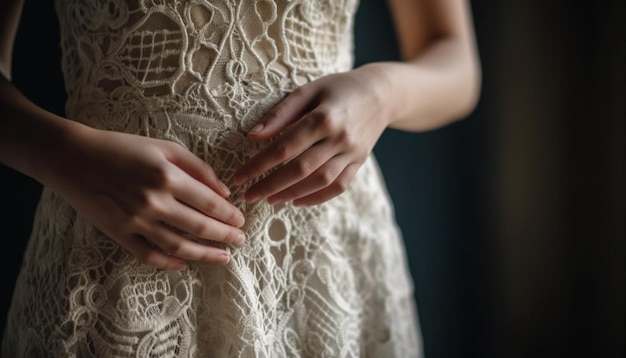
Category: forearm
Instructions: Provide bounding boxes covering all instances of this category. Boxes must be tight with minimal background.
[0,74,87,184]
[360,34,481,132]
[0,0,23,80]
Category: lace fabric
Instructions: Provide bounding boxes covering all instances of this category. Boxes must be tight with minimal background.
[3,0,421,356]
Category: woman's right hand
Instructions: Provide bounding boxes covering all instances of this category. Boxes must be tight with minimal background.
[1,0,245,271]
[47,125,245,270]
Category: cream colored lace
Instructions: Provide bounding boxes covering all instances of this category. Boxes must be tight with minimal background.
[3,0,421,356]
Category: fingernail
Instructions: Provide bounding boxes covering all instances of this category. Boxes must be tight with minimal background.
[235,233,245,245]
[219,182,231,196]
[249,123,264,135]
[236,213,246,227]
[174,261,187,270]
[219,252,230,264]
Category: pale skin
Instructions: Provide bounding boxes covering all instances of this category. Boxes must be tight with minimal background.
[0,0,480,270]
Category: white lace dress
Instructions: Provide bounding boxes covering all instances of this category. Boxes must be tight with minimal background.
[3,0,421,356]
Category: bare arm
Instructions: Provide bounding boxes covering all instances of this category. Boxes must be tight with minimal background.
[0,0,22,80]
[0,4,245,270]
[235,0,481,205]
[372,0,481,131]
[0,0,86,185]
[0,0,74,180]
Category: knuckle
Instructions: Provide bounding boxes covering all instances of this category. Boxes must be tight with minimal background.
[160,169,177,187]
[315,111,335,132]
[274,143,291,161]
[200,199,218,215]
[318,170,335,186]
[131,193,164,219]
[333,178,350,193]
[336,128,351,146]
[294,160,313,177]
[141,194,163,214]
[192,220,210,237]
[162,240,184,256]
[145,166,176,190]
[121,215,143,234]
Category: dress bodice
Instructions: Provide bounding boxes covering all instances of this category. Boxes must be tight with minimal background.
[55,0,358,131]
[4,2,422,356]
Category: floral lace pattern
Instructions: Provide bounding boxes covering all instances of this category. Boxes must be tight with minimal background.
[3,0,421,356]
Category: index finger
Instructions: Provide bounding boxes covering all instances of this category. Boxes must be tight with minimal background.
[164,141,232,197]
[169,164,245,227]
[233,111,328,185]
[174,173,245,227]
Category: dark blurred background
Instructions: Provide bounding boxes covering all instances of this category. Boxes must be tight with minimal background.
[1,1,624,357]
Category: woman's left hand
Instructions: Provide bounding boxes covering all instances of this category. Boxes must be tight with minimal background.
[234,65,392,206]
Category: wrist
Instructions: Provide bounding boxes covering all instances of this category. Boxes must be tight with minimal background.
[25,115,93,188]
[353,62,406,127]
